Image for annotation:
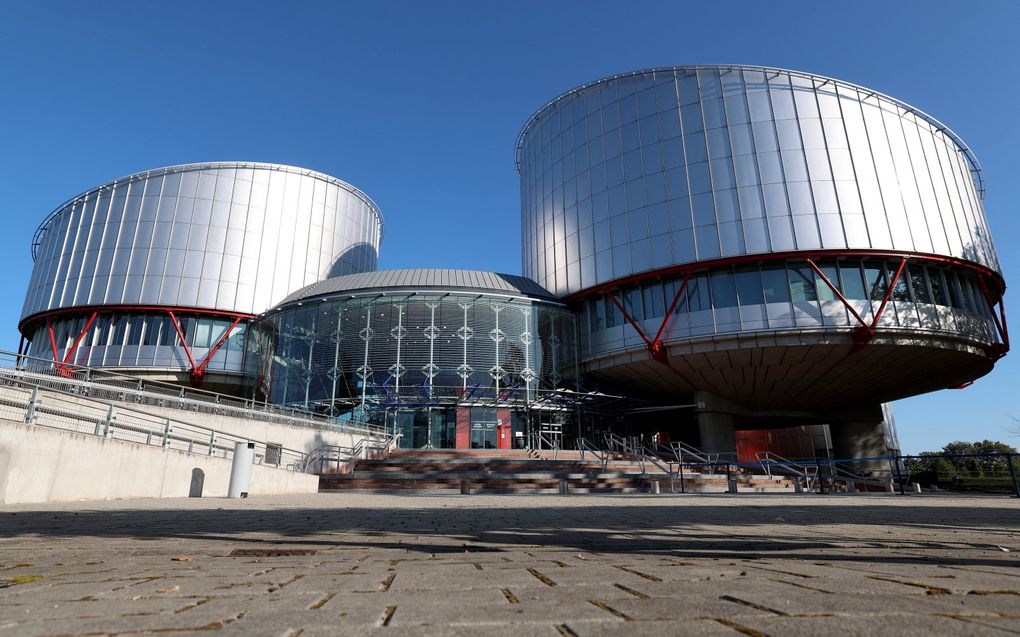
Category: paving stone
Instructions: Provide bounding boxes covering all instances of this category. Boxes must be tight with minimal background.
[0,492,1018,635]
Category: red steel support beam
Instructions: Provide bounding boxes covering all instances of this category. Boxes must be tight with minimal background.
[976,277,1010,359]
[843,257,907,350]
[606,291,653,350]
[646,272,691,364]
[46,318,59,365]
[167,311,198,372]
[655,272,691,344]
[606,274,691,365]
[869,257,908,333]
[805,259,868,329]
[61,311,98,366]
[193,317,241,377]
[999,298,1009,346]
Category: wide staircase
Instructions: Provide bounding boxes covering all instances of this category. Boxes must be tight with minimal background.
[319,448,799,494]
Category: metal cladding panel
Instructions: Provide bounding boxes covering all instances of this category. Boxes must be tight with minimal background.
[517,65,1000,298]
[22,163,383,321]
[276,268,559,307]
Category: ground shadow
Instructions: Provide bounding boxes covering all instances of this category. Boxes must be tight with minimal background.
[2,496,1016,567]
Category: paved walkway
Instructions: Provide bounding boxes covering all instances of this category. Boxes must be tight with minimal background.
[0,493,1018,636]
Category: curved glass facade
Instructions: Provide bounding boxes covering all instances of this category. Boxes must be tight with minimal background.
[517,66,999,298]
[253,281,579,448]
[23,311,246,373]
[23,162,382,319]
[577,256,998,360]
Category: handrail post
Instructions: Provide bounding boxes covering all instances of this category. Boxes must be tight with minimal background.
[103,406,114,437]
[890,455,906,495]
[1006,453,1020,499]
[24,387,40,425]
[209,431,216,456]
[162,419,171,448]
[678,456,686,494]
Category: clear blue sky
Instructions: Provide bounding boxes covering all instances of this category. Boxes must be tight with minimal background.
[1,1,1017,453]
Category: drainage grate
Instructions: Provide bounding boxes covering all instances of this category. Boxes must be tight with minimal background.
[228,549,317,557]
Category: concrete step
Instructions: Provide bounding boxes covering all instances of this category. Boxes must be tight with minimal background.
[318,449,798,494]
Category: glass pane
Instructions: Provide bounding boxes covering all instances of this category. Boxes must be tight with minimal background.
[735,268,764,305]
[687,274,710,312]
[929,268,948,306]
[892,265,912,302]
[840,262,867,301]
[762,266,791,303]
[710,270,738,308]
[624,288,643,319]
[909,266,932,304]
[864,262,887,301]
[789,267,818,302]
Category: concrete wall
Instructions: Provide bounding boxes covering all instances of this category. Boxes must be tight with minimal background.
[12,384,381,457]
[111,401,368,455]
[0,419,319,505]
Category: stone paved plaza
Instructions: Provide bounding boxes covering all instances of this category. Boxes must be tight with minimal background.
[0,493,1018,636]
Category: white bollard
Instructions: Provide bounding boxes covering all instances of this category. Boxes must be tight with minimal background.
[227,442,255,498]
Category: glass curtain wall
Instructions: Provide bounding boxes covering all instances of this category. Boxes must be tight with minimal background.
[26,311,246,371]
[254,293,579,438]
[578,257,999,358]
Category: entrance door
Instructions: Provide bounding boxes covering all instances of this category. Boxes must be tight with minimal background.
[471,421,497,449]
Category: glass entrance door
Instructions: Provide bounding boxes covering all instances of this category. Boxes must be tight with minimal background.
[471,421,497,448]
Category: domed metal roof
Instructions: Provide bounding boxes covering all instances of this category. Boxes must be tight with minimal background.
[272,268,561,310]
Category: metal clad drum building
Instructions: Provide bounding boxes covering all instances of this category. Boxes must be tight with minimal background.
[19,162,382,388]
[516,65,1008,419]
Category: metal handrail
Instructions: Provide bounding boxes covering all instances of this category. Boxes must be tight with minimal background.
[638,442,677,480]
[1,350,387,437]
[755,451,820,486]
[669,441,719,466]
[603,432,638,455]
[0,378,309,471]
[576,437,608,472]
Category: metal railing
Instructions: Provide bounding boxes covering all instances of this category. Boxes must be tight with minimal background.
[576,437,609,472]
[0,350,388,438]
[603,432,640,455]
[0,378,309,471]
[755,451,820,486]
[669,440,719,466]
[308,435,395,474]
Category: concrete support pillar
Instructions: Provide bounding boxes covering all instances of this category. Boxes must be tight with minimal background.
[693,391,741,455]
[829,406,887,475]
[697,411,736,454]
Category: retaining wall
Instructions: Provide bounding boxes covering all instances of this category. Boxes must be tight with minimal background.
[0,419,318,504]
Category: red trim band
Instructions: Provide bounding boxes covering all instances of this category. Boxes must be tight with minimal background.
[563,249,1006,302]
[572,249,1008,362]
[20,304,254,333]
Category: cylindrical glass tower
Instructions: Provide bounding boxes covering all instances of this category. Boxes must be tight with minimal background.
[517,66,1007,412]
[20,162,382,391]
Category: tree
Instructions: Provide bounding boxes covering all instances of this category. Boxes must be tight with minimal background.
[905,440,1018,488]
